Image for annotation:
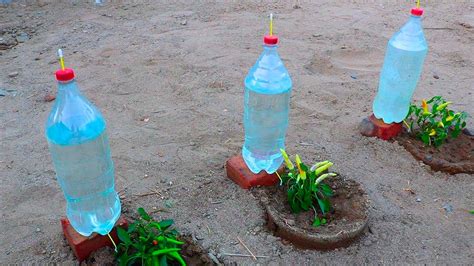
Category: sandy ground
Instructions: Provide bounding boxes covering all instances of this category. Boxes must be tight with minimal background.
[1,0,473,264]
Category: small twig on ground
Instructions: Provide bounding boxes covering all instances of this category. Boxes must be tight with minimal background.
[150,208,170,214]
[119,136,131,143]
[26,91,39,99]
[211,200,223,204]
[221,253,269,259]
[403,181,415,195]
[425,27,454,30]
[237,236,257,261]
[298,142,314,146]
[206,224,212,235]
[163,184,181,192]
[135,188,161,198]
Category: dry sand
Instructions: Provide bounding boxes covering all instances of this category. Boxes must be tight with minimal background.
[1,0,473,264]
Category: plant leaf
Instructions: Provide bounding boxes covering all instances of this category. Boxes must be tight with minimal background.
[319,184,334,197]
[421,133,430,145]
[117,227,132,245]
[127,222,137,233]
[152,255,160,266]
[138,207,151,221]
[312,217,321,227]
[317,197,331,215]
[160,255,169,266]
[159,219,174,230]
[152,248,182,256]
[169,251,187,266]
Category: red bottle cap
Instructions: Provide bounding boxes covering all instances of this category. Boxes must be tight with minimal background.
[411,7,423,16]
[264,35,278,45]
[55,68,75,82]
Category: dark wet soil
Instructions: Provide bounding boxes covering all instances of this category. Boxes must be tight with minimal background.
[397,131,474,174]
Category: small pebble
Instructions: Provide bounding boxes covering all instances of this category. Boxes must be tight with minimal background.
[181,19,187,25]
[207,253,220,264]
[442,203,454,214]
[36,228,41,232]
[416,198,421,202]
[44,93,56,102]
[433,74,439,79]
[8,71,18,78]
[16,32,29,43]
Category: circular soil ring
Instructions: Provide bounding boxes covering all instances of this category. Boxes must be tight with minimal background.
[257,175,369,250]
[397,131,474,174]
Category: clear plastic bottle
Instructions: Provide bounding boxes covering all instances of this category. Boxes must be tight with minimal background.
[242,34,292,174]
[373,7,428,124]
[45,68,120,236]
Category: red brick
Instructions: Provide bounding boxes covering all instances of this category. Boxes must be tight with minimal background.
[225,155,282,189]
[61,215,128,262]
[359,114,402,140]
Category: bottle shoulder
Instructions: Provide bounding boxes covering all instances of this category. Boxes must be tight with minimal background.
[45,85,106,145]
[245,49,292,94]
[389,18,428,52]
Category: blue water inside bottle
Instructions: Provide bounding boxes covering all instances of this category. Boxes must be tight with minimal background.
[45,78,120,236]
[373,14,428,124]
[243,43,292,174]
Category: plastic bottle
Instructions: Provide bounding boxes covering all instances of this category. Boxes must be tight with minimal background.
[242,32,292,174]
[373,6,428,124]
[45,67,121,236]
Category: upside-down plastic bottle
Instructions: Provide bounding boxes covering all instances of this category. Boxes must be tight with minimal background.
[372,6,428,123]
[45,62,121,236]
[242,16,292,174]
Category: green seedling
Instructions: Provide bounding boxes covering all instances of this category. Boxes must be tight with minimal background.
[116,208,186,266]
[405,96,468,147]
[279,149,336,227]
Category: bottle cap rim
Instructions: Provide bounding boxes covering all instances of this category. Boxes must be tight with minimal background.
[411,7,423,16]
[264,35,278,45]
[55,68,75,82]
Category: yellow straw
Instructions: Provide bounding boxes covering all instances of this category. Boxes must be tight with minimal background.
[58,49,65,70]
[107,233,118,252]
[269,13,273,36]
[416,0,420,8]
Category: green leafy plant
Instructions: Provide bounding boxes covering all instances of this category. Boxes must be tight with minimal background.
[405,96,468,147]
[116,208,186,266]
[278,149,337,227]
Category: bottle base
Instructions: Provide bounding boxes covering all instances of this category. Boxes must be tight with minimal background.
[67,193,121,236]
[242,146,283,174]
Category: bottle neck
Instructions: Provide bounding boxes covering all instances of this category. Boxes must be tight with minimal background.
[263,44,278,49]
[57,79,79,95]
[409,15,422,22]
[263,44,278,54]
